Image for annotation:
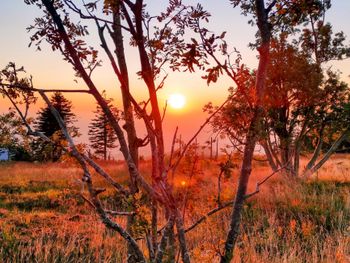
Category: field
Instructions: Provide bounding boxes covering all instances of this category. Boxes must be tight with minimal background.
[0,155,349,262]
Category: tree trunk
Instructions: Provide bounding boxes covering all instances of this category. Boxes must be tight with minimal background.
[103,117,107,161]
[40,3,149,262]
[293,117,310,177]
[175,211,191,263]
[303,128,350,176]
[111,9,139,169]
[261,140,278,171]
[221,0,271,261]
[305,128,324,171]
[41,2,189,262]
[111,8,141,262]
[279,135,294,175]
[293,144,301,177]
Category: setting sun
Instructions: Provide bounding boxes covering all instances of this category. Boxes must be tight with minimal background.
[0,1,349,262]
[168,93,186,109]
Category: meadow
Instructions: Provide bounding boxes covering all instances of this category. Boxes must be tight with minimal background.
[0,155,349,262]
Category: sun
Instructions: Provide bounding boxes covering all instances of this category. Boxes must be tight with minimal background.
[168,93,186,109]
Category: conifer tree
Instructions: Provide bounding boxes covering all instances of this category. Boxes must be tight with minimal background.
[34,92,78,161]
[88,93,118,160]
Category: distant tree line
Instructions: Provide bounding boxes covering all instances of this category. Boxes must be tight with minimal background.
[0,91,118,162]
[1,0,349,262]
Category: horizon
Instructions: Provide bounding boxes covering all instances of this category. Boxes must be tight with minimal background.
[1,1,350,159]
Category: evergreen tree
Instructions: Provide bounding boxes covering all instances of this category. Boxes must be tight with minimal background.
[88,93,118,160]
[34,92,78,161]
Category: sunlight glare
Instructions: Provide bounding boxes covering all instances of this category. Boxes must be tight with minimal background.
[168,93,186,109]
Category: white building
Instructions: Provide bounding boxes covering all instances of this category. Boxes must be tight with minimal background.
[0,148,9,161]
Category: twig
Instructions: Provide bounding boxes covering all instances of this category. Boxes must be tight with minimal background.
[168,126,178,173]
[38,88,146,261]
[0,82,91,94]
[81,154,130,196]
[244,165,286,200]
[185,164,287,233]
[79,193,96,208]
[171,98,230,174]
[185,201,233,233]
[105,210,136,216]
[161,100,167,122]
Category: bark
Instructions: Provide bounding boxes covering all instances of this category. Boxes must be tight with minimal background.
[103,119,107,160]
[218,170,224,207]
[280,135,294,176]
[293,145,301,177]
[273,106,293,175]
[303,128,350,176]
[293,116,310,177]
[110,8,140,262]
[121,3,192,260]
[175,211,191,263]
[111,8,139,169]
[167,225,176,262]
[261,140,278,171]
[221,112,262,263]
[122,0,166,175]
[221,0,271,261]
[151,199,158,258]
[306,130,324,171]
[155,217,175,263]
[267,134,282,167]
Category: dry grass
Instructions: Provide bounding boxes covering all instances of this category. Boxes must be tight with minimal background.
[0,155,349,262]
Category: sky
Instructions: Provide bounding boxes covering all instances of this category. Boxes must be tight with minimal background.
[0,1,350,158]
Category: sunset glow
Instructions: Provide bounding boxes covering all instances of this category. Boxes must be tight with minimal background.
[168,93,186,109]
[0,2,350,262]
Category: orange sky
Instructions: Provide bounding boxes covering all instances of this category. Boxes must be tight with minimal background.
[1,1,350,158]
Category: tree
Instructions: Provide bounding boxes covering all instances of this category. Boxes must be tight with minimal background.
[0,62,37,160]
[0,110,24,149]
[34,91,79,161]
[0,110,32,160]
[22,0,193,262]
[208,1,350,178]
[88,92,118,160]
[2,0,347,262]
[179,0,349,261]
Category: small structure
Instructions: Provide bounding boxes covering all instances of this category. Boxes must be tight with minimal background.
[0,148,10,161]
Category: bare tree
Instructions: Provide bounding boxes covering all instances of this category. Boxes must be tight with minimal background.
[4,0,205,262]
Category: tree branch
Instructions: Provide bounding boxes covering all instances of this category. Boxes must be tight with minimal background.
[0,82,91,94]
[244,164,286,200]
[38,89,146,262]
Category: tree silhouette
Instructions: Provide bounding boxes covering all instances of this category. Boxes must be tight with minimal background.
[2,0,348,262]
[88,93,118,160]
[34,92,78,161]
[180,0,349,261]
[23,1,192,262]
[207,4,350,178]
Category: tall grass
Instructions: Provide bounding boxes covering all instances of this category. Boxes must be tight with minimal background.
[0,156,349,262]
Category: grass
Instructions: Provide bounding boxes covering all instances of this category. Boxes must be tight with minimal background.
[0,155,349,262]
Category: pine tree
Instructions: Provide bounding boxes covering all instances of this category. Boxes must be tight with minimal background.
[88,93,118,160]
[34,92,78,161]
